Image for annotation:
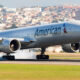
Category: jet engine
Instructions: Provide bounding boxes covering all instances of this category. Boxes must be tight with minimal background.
[0,39,21,53]
[62,43,80,53]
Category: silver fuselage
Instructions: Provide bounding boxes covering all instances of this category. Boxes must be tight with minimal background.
[0,22,80,49]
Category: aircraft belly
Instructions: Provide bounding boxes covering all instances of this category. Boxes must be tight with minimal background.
[35,36,64,47]
[35,34,80,47]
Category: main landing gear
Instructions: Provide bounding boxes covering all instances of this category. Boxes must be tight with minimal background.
[2,54,15,60]
[2,48,49,60]
[36,48,49,60]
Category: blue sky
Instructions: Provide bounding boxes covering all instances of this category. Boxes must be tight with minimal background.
[0,0,80,8]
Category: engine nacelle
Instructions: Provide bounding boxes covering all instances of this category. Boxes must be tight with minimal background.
[0,39,21,53]
[62,43,80,53]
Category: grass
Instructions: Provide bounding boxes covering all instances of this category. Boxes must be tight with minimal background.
[48,53,80,59]
[0,64,80,80]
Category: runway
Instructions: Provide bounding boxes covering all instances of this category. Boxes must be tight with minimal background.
[0,59,80,65]
[0,52,80,65]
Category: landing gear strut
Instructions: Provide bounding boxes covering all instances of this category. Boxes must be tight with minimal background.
[2,54,15,60]
[36,48,49,60]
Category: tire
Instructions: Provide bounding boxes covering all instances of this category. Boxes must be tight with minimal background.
[36,55,49,60]
[2,55,15,60]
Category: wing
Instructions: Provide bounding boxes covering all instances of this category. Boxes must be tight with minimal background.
[0,37,36,43]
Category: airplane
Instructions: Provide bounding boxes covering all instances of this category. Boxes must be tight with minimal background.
[0,21,80,60]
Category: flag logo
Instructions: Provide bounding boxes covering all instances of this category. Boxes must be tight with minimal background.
[63,23,67,33]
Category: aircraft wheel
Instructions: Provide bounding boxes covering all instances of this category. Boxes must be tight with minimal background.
[2,55,15,60]
[36,55,49,60]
